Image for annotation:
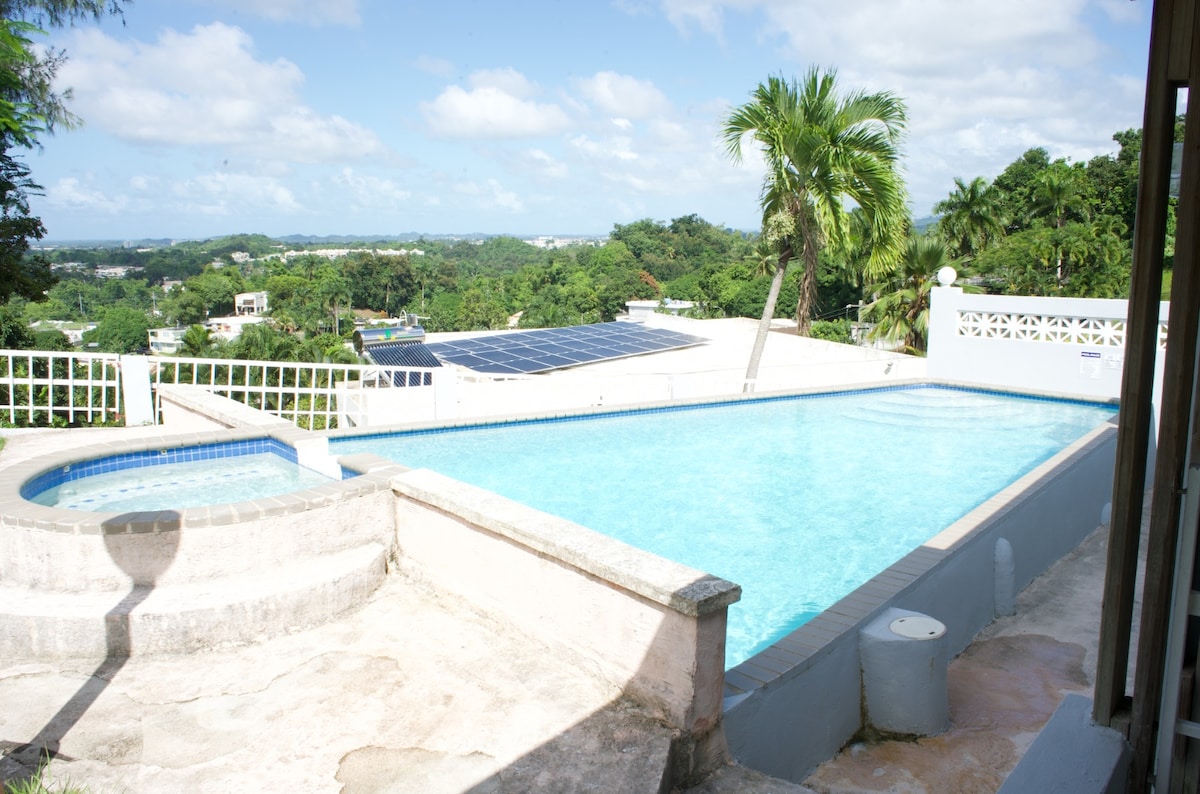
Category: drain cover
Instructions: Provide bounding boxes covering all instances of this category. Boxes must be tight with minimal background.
[889,615,946,640]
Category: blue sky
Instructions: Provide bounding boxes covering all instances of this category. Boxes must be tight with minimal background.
[26,0,1153,241]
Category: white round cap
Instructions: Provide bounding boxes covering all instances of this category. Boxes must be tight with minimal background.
[890,615,946,640]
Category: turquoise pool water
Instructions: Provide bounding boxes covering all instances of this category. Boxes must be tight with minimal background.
[331,386,1114,667]
[28,453,336,512]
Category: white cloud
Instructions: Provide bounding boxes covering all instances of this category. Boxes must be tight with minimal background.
[455,179,525,213]
[46,177,127,213]
[570,134,639,162]
[332,168,412,210]
[197,0,361,26]
[173,172,302,216]
[421,70,572,139]
[575,71,671,119]
[469,67,538,98]
[522,149,569,180]
[56,23,385,162]
[664,0,1149,213]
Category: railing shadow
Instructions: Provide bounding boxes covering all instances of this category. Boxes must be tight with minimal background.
[1,512,180,786]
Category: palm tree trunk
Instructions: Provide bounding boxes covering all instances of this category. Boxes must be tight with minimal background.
[744,245,791,393]
[794,212,819,336]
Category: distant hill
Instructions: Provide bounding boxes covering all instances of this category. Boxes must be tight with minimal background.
[37,231,591,249]
[913,215,938,233]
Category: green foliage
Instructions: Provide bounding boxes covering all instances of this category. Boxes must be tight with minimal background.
[934,176,1004,259]
[30,327,70,350]
[809,319,853,344]
[992,147,1050,234]
[82,305,151,353]
[0,301,31,347]
[864,236,980,355]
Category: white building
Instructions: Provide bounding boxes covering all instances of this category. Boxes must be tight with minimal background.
[235,291,269,316]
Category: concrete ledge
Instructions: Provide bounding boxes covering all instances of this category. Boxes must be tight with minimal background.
[997,695,1130,794]
[156,383,296,433]
[390,467,739,784]
[391,468,741,618]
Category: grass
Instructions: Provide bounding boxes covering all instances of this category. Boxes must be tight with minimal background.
[3,755,90,794]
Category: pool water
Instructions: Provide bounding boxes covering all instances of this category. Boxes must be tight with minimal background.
[29,453,336,512]
[331,386,1114,667]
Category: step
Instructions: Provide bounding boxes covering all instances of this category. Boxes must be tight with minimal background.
[0,543,388,659]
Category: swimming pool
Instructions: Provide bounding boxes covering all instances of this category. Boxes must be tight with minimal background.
[21,438,341,511]
[330,385,1115,667]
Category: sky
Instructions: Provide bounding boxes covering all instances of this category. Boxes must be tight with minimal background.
[24,0,1154,242]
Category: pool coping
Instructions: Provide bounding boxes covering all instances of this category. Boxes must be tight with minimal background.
[315,376,1117,439]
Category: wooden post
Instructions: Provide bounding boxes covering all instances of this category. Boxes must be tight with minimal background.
[1093,0,1181,729]
[1128,3,1200,791]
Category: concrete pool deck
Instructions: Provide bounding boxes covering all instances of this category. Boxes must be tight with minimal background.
[0,424,1134,793]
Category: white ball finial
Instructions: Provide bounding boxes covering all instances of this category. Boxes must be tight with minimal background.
[936,266,957,287]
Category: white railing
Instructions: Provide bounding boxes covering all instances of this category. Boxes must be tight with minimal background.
[0,349,439,430]
[0,350,123,426]
[149,356,436,430]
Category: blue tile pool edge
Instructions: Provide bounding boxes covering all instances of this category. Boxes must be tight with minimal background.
[320,380,1120,446]
[19,437,320,500]
[4,429,403,534]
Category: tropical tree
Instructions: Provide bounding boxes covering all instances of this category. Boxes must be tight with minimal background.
[1030,161,1090,230]
[864,236,978,355]
[722,68,908,389]
[83,306,151,354]
[179,324,214,357]
[0,2,129,304]
[933,176,1005,260]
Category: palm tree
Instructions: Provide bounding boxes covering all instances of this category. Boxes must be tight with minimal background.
[1029,162,1089,282]
[933,176,1004,260]
[864,236,978,355]
[1030,162,1088,230]
[722,69,908,390]
[178,324,213,358]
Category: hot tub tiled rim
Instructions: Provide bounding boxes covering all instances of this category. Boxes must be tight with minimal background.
[0,425,405,534]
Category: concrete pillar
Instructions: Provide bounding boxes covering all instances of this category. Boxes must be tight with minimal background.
[120,355,155,426]
[859,607,949,736]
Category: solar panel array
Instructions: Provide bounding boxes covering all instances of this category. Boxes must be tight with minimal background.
[422,322,708,374]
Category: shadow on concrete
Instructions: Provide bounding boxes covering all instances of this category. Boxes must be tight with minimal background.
[345,573,735,794]
[1,512,180,785]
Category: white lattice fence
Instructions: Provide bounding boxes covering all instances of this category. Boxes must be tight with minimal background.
[956,311,1168,349]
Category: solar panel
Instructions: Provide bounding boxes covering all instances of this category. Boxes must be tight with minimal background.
[363,342,441,386]
[423,322,708,374]
[365,342,442,369]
